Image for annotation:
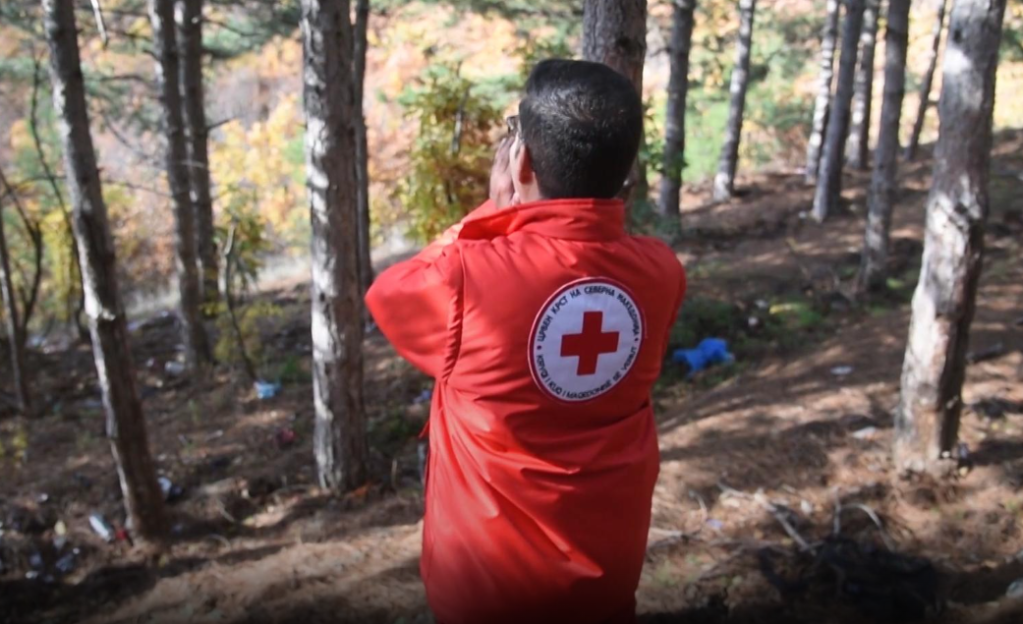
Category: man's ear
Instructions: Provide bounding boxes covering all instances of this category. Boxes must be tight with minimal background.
[513,142,534,186]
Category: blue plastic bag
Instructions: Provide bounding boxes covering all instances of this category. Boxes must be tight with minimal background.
[672,338,735,378]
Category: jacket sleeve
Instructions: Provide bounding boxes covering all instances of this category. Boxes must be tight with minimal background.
[365,234,465,380]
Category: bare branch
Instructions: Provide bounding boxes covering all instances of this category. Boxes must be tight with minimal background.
[90,0,109,47]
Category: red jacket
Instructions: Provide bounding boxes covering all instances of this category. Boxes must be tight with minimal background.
[366,198,686,624]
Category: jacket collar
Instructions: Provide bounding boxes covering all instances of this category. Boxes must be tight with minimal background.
[457,198,626,242]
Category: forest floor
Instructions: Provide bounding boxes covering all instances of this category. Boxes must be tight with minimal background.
[2,131,1023,624]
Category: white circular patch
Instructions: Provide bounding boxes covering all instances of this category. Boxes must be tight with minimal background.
[529,278,645,403]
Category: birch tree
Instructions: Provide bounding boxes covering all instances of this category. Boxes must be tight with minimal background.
[151,0,211,371]
[895,0,1008,474]
[846,0,880,170]
[300,0,368,491]
[43,0,168,541]
[905,0,949,160]
[657,0,697,233]
[858,0,911,291]
[712,0,757,202]
[812,0,866,222]
[805,0,841,183]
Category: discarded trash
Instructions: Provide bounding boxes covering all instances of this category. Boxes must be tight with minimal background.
[418,440,429,486]
[254,380,281,400]
[1007,578,1023,600]
[275,427,297,449]
[672,338,734,377]
[747,316,761,329]
[55,550,78,575]
[37,493,50,504]
[412,387,433,405]
[164,361,186,376]
[967,342,1005,364]
[800,500,814,515]
[88,513,115,543]
[852,426,878,440]
[831,366,854,377]
[209,455,233,471]
[158,477,184,502]
[706,518,725,531]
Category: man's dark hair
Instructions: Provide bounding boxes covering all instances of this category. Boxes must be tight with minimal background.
[519,59,642,200]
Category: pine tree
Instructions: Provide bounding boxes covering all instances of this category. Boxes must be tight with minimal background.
[582,0,648,203]
[858,0,910,291]
[905,0,949,161]
[846,0,879,170]
[176,0,219,305]
[150,0,211,371]
[895,0,1008,474]
[712,0,757,202]
[43,0,168,541]
[657,0,697,234]
[300,0,369,490]
[0,187,31,414]
[811,0,866,222]
[805,0,841,183]
[354,0,373,297]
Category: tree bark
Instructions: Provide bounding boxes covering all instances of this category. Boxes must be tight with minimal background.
[176,0,219,307]
[905,0,948,161]
[895,0,1007,475]
[150,0,210,373]
[805,0,841,183]
[811,0,866,222]
[0,194,31,415]
[582,0,648,205]
[42,0,168,542]
[657,0,697,233]
[712,0,757,202]
[846,0,879,170]
[858,0,910,292]
[353,0,373,297]
[300,0,368,491]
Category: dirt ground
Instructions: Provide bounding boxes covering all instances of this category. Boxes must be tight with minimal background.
[2,131,1022,624]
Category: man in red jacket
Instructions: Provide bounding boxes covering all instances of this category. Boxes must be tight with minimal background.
[366,59,686,624]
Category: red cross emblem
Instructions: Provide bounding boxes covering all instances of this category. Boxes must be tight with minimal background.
[560,311,620,376]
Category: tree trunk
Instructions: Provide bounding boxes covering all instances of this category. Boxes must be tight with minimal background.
[42,0,168,542]
[904,0,948,161]
[353,0,373,297]
[300,0,368,491]
[0,197,31,415]
[811,0,866,222]
[895,0,1007,475]
[846,0,879,170]
[858,0,910,292]
[712,0,757,202]
[176,0,219,307]
[150,0,210,372]
[805,0,841,183]
[657,0,697,234]
[582,0,648,205]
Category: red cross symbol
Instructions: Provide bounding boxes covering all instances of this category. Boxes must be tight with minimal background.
[560,311,620,376]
